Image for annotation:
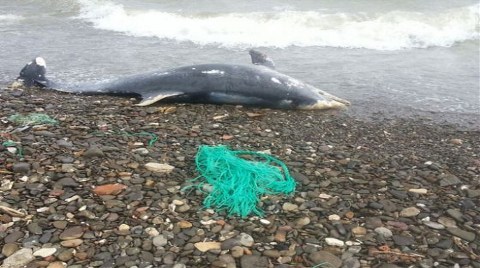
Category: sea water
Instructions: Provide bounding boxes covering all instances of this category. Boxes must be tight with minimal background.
[0,0,478,126]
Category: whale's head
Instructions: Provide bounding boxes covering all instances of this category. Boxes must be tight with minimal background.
[15,57,49,88]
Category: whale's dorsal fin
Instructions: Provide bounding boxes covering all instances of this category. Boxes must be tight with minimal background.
[249,49,275,69]
[136,92,183,106]
[16,57,50,87]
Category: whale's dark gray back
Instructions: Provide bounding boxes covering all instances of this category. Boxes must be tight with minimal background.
[94,63,326,108]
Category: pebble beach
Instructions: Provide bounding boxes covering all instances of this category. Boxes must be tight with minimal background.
[0,86,479,268]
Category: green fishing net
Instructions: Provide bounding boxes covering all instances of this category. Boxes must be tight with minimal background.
[185,145,296,218]
[8,113,58,125]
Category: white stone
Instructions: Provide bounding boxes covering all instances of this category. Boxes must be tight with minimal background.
[200,220,217,225]
[328,214,341,221]
[194,241,221,252]
[260,219,271,225]
[65,195,80,203]
[408,188,428,194]
[257,149,272,155]
[0,180,14,191]
[325,237,345,247]
[132,148,149,155]
[118,224,130,232]
[33,247,57,257]
[345,241,361,246]
[172,200,184,206]
[145,163,175,173]
[145,227,160,237]
[450,138,463,145]
[36,207,49,213]
[319,193,333,199]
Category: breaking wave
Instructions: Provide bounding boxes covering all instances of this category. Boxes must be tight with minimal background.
[0,14,23,23]
[76,0,479,50]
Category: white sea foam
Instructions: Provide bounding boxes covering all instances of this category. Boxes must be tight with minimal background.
[0,14,23,23]
[76,0,479,50]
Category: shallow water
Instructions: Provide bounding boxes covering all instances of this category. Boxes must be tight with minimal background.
[1,0,479,127]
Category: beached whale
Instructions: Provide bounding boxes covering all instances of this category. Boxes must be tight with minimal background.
[14,50,349,109]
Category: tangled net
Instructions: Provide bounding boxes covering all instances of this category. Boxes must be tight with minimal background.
[8,113,58,125]
[185,145,296,218]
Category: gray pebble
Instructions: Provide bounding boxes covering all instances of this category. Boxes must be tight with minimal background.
[446,209,464,222]
[435,238,453,249]
[238,233,254,247]
[240,255,269,268]
[309,251,342,268]
[263,249,281,258]
[221,238,241,250]
[56,177,79,187]
[423,221,445,230]
[374,227,393,238]
[153,235,168,247]
[2,243,19,257]
[439,174,462,186]
[126,247,141,255]
[392,235,415,246]
[84,146,104,158]
[13,162,30,173]
[27,222,43,235]
[447,227,476,242]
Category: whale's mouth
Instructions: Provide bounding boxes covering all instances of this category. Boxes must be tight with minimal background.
[308,85,350,108]
[331,97,351,106]
[10,79,25,89]
[301,99,349,110]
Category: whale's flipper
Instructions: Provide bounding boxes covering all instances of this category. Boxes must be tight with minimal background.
[16,57,50,87]
[249,49,275,69]
[136,92,183,106]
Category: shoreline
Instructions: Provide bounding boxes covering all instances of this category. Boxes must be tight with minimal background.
[344,101,480,132]
[1,86,479,267]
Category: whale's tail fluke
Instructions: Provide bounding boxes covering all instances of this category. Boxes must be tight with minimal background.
[16,57,49,87]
